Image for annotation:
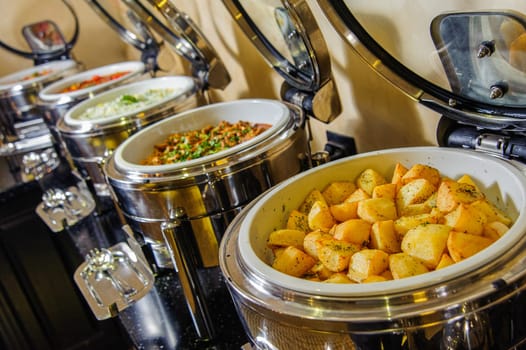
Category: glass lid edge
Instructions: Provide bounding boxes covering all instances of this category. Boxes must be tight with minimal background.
[318,0,526,127]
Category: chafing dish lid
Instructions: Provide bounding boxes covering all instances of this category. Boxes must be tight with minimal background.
[318,0,526,129]
[84,0,230,90]
[222,0,341,123]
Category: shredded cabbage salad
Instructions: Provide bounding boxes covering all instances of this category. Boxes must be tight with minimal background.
[76,88,176,121]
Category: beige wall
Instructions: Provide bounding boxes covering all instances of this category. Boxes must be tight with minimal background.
[0,0,441,153]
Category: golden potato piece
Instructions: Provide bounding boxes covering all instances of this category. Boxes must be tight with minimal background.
[447,231,494,263]
[272,246,316,277]
[389,253,430,279]
[469,199,513,226]
[286,209,310,232]
[332,219,371,246]
[436,253,455,270]
[443,203,486,236]
[362,275,389,283]
[310,261,334,280]
[394,211,440,236]
[356,168,387,196]
[401,224,451,269]
[357,198,398,223]
[317,238,360,272]
[308,200,335,231]
[303,230,332,258]
[370,220,401,254]
[436,179,484,212]
[347,249,389,282]
[323,272,354,284]
[372,183,397,201]
[482,221,510,240]
[322,181,357,205]
[401,164,441,188]
[457,174,480,191]
[398,202,433,217]
[299,189,327,214]
[391,163,409,188]
[344,188,371,203]
[397,178,436,212]
[329,201,359,222]
[267,229,306,249]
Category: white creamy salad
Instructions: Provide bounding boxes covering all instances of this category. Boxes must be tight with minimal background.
[76,88,176,121]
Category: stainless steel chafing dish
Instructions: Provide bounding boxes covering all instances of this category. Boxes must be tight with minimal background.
[220,147,526,350]
[57,76,203,197]
[104,98,311,341]
[217,1,526,349]
[38,61,147,157]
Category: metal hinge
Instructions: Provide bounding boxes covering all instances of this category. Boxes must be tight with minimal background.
[475,133,509,157]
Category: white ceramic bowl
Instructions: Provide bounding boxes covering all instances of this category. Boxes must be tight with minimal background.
[113,99,290,174]
[39,61,145,101]
[238,147,526,297]
[63,76,195,127]
[0,60,78,91]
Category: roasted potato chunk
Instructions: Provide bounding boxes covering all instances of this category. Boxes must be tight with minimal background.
[401,164,441,188]
[317,238,360,272]
[357,198,398,223]
[329,201,359,222]
[370,220,401,254]
[347,249,389,282]
[356,168,387,196]
[322,181,356,205]
[267,229,306,249]
[389,253,429,279]
[401,224,450,269]
[447,231,494,263]
[436,179,484,212]
[308,200,335,231]
[272,246,316,277]
[443,203,486,235]
[397,178,436,208]
[372,183,397,201]
[332,219,371,246]
[303,230,332,258]
[286,209,310,232]
[299,189,327,214]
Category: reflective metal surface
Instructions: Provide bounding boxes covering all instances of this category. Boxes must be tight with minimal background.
[220,147,526,350]
[0,60,80,142]
[318,0,526,129]
[0,0,79,64]
[222,0,341,123]
[56,77,202,196]
[85,0,231,89]
[74,242,155,320]
[104,100,310,269]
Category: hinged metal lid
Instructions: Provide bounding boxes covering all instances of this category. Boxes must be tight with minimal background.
[222,0,341,123]
[317,1,526,131]
[85,0,230,90]
[0,0,79,65]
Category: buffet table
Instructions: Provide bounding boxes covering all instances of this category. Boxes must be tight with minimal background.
[0,160,249,350]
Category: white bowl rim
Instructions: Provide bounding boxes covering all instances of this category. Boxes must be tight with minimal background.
[38,61,145,101]
[0,59,78,90]
[62,75,195,127]
[238,147,526,297]
[113,98,291,174]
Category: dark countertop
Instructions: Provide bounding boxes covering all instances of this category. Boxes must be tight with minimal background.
[0,160,250,350]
